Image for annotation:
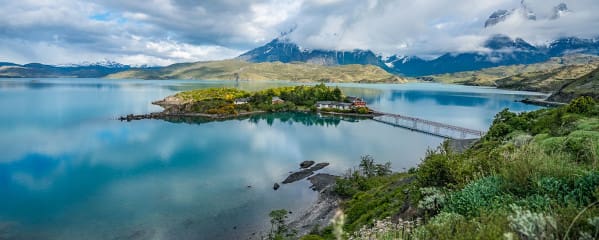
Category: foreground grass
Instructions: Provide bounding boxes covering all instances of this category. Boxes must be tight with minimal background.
[302,96,599,240]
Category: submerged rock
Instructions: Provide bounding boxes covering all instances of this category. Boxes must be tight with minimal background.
[300,160,315,169]
[282,170,314,184]
[308,162,329,172]
[282,162,330,184]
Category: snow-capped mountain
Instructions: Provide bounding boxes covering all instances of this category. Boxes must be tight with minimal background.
[484,2,571,28]
[237,38,390,71]
[551,3,570,19]
[238,34,599,77]
[484,1,537,28]
[0,60,156,78]
[56,60,131,69]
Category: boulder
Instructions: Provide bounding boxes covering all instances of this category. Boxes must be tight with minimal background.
[300,160,315,169]
[273,183,280,190]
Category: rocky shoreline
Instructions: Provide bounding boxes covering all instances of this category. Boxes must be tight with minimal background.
[268,161,341,238]
[118,110,267,121]
[518,98,567,107]
[288,173,339,236]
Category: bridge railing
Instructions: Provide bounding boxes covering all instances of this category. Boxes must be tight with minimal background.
[371,111,486,139]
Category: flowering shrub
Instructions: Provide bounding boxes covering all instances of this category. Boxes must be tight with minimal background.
[507,205,557,240]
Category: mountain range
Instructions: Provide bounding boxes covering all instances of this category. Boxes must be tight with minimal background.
[0,61,154,78]
[236,34,599,77]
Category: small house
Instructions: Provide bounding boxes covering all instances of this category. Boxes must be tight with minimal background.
[315,101,352,110]
[346,96,367,107]
[271,96,285,104]
[234,97,250,105]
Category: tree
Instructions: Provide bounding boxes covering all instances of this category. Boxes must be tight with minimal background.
[333,87,343,101]
[359,155,376,177]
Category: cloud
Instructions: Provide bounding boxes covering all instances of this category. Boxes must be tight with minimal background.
[0,0,598,65]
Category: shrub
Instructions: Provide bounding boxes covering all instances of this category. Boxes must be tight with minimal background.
[417,149,454,187]
[507,205,557,240]
[562,130,599,165]
[359,155,391,177]
[568,171,599,206]
[444,176,505,217]
[421,211,509,240]
[417,187,447,214]
[567,96,597,114]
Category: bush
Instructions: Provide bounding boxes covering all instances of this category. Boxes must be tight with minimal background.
[507,205,557,240]
[417,149,455,187]
[568,171,599,206]
[417,187,446,214]
[567,96,597,114]
[420,211,509,240]
[359,155,391,177]
[444,176,506,217]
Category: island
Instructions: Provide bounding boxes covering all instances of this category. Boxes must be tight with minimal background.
[120,84,375,121]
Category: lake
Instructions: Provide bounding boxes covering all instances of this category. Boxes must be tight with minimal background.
[0,79,543,239]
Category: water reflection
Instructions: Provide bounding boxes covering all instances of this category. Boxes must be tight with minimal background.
[0,78,543,240]
[159,112,369,128]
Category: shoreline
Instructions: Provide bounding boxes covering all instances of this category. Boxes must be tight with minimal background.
[517,98,567,107]
[119,110,377,122]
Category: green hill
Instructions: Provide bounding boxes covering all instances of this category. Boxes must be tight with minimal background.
[304,97,599,240]
[107,60,406,83]
[423,54,599,87]
[548,67,599,102]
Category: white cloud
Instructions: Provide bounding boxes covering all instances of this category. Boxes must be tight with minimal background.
[0,0,598,65]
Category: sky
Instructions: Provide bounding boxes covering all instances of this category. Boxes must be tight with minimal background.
[0,0,598,66]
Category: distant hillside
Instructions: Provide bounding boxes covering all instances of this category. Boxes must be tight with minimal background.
[0,61,137,78]
[423,55,599,87]
[548,66,599,102]
[107,60,406,83]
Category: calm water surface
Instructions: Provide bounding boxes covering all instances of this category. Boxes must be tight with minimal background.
[0,79,543,239]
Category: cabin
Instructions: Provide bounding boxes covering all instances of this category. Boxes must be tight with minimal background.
[271,96,285,104]
[234,97,250,105]
[346,96,367,107]
[315,101,352,110]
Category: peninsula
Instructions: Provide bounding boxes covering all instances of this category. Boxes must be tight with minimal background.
[120,84,374,121]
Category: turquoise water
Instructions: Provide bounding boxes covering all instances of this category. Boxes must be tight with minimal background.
[0,79,543,239]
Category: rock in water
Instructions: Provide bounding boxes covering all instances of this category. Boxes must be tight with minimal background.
[300,160,315,169]
[273,183,280,190]
[282,170,314,184]
[308,162,329,172]
[282,162,331,184]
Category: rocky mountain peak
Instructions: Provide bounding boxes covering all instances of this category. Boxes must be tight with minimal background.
[551,3,570,19]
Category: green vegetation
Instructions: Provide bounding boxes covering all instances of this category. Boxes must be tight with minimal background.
[424,54,599,87]
[548,68,599,103]
[267,209,296,240]
[305,97,599,240]
[423,55,599,103]
[107,59,406,83]
[161,84,372,117]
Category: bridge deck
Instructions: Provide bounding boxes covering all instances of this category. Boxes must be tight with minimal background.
[372,111,486,139]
